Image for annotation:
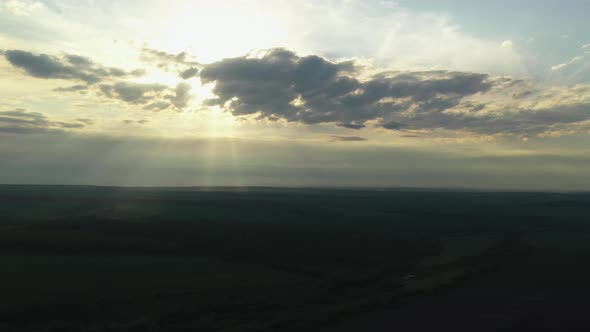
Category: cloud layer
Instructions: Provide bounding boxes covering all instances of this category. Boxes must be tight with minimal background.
[0,108,89,134]
[200,48,491,129]
[199,48,590,137]
[4,47,590,138]
[3,50,143,84]
[2,49,194,111]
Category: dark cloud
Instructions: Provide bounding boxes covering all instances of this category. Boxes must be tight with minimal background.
[56,122,85,129]
[491,103,590,134]
[179,67,199,79]
[53,85,88,93]
[8,47,589,136]
[0,48,198,110]
[331,136,368,142]
[99,82,167,104]
[123,119,149,125]
[3,50,194,110]
[0,109,89,134]
[338,123,366,130]
[393,100,590,136]
[197,48,590,136]
[143,101,171,111]
[97,81,191,110]
[512,90,534,99]
[169,82,192,109]
[200,48,490,128]
[76,118,95,125]
[141,47,200,72]
[3,50,143,84]
[383,121,404,130]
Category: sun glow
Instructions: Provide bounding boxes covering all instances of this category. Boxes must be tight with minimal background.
[139,70,180,87]
[145,1,289,63]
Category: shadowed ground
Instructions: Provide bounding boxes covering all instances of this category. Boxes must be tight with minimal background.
[1,185,589,331]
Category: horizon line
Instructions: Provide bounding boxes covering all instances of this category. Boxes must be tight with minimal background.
[0,183,587,194]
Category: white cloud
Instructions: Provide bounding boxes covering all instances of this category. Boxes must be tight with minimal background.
[0,0,529,77]
[501,40,514,49]
[551,63,568,71]
[2,0,43,16]
[551,56,584,71]
[275,1,527,76]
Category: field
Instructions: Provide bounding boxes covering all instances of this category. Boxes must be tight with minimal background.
[1,185,590,331]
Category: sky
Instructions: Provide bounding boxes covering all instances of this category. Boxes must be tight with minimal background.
[1,0,589,190]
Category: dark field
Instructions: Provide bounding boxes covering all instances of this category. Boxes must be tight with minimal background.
[1,185,590,331]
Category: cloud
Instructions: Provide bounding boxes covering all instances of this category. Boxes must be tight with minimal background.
[179,67,199,79]
[338,123,366,130]
[99,82,167,104]
[53,84,88,92]
[7,45,590,138]
[170,82,192,109]
[3,50,143,84]
[0,108,88,134]
[76,118,94,125]
[394,91,590,136]
[330,135,368,142]
[551,56,584,71]
[2,0,43,16]
[197,48,590,137]
[3,49,194,110]
[201,48,490,129]
[97,81,192,110]
[275,0,526,76]
[140,47,201,77]
[122,119,150,125]
[383,121,404,130]
[548,51,590,84]
[141,47,199,66]
[143,101,171,111]
[501,40,513,49]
